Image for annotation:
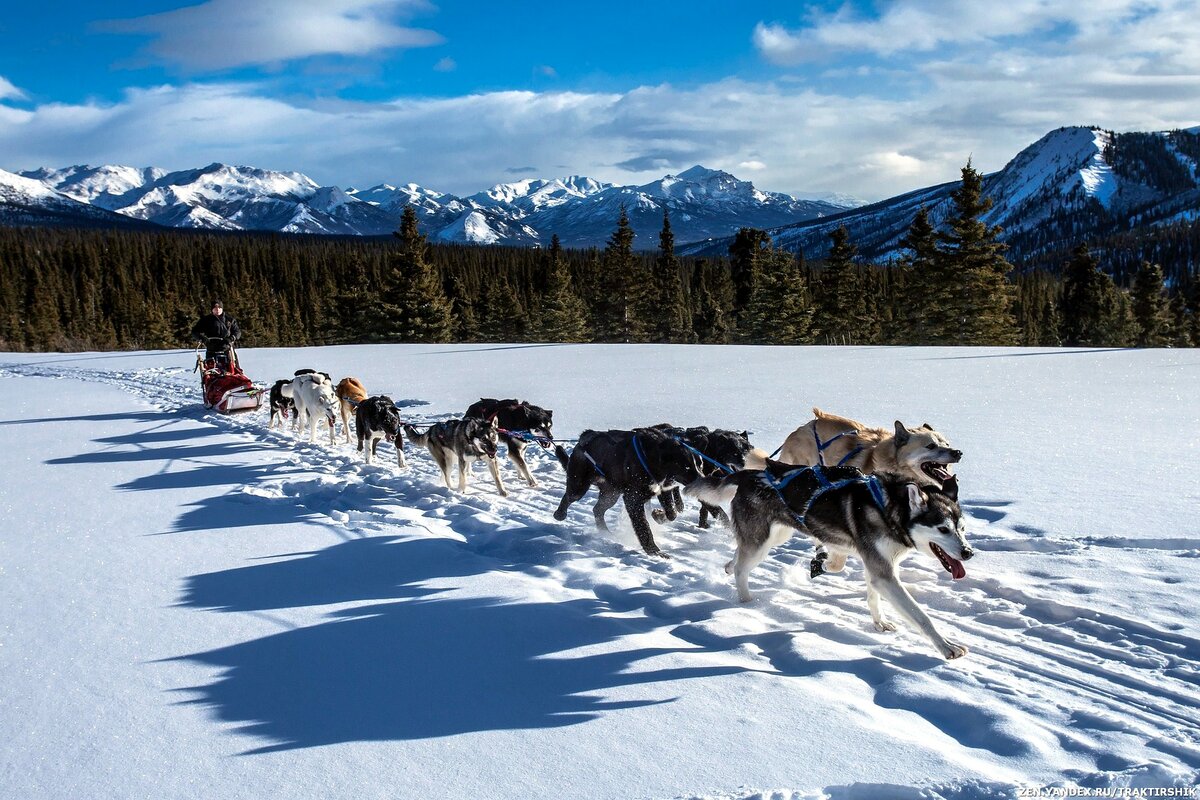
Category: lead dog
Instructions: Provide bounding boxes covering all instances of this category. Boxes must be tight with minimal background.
[689,464,973,659]
[778,408,961,485]
[553,427,702,558]
[465,398,554,487]
[291,372,339,444]
[356,395,406,468]
[336,377,369,444]
[404,417,507,496]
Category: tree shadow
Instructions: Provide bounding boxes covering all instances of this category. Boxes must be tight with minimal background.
[169,536,744,752]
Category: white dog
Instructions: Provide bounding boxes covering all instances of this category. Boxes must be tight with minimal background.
[291,373,339,444]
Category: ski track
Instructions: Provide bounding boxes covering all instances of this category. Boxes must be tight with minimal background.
[5,360,1199,783]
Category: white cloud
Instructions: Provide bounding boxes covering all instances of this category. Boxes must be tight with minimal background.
[754,1,1188,62]
[1,65,1198,202]
[102,0,442,71]
[0,76,27,102]
[433,57,456,72]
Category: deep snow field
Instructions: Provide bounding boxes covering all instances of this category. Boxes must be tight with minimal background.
[1,343,1198,800]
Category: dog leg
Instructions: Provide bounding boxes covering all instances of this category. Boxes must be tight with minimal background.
[624,490,667,558]
[395,442,407,470]
[487,456,508,497]
[867,585,897,632]
[554,461,594,521]
[457,455,469,492]
[698,503,727,529]
[866,568,967,659]
[734,539,772,602]
[508,440,537,487]
[341,402,352,444]
[592,488,620,532]
[652,489,680,524]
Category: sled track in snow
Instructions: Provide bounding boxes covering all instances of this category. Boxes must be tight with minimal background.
[5,360,1199,775]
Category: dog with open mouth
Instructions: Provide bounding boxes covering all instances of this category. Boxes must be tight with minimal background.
[688,464,973,659]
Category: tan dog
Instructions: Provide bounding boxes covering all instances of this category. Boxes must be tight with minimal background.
[335,377,369,444]
[777,408,963,576]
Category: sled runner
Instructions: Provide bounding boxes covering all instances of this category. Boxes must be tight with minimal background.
[194,338,264,413]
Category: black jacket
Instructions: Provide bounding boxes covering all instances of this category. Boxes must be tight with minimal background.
[191,313,241,344]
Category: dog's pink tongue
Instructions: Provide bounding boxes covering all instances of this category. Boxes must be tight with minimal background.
[950,557,966,580]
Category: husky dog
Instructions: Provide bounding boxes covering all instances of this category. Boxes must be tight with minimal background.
[465,398,554,488]
[336,377,369,444]
[649,425,769,528]
[356,395,406,468]
[778,409,962,487]
[291,372,340,444]
[689,464,973,659]
[553,427,703,558]
[268,379,295,430]
[404,417,507,496]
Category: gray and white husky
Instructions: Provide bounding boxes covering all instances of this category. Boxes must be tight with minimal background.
[688,463,974,659]
[404,417,507,496]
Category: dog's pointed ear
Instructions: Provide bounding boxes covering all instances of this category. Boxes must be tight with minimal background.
[894,421,911,447]
[921,422,933,430]
[941,474,959,501]
[906,483,928,515]
[740,430,750,439]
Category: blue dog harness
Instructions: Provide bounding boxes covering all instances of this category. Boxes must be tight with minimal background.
[813,426,864,467]
[760,463,887,528]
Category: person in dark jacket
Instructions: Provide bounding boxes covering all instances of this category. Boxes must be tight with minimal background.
[191,300,241,362]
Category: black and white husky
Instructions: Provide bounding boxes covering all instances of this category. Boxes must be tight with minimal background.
[268,379,295,430]
[356,395,406,468]
[404,417,507,496]
[464,398,554,488]
[689,463,974,659]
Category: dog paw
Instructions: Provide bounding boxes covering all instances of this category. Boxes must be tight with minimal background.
[809,554,828,579]
[527,480,538,488]
[697,520,710,530]
[724,559,734,574]
[874,620,898,633]
[650,509,667,524]
[645,548,670,560]
[553,509,567,521]
[941,640,969,660]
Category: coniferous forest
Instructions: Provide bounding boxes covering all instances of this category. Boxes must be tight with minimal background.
[2,164,1197,352]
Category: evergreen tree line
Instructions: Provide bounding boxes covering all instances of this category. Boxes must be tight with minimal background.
[1,166,1196,352]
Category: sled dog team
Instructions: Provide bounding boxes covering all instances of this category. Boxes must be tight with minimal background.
[265,369,973,660]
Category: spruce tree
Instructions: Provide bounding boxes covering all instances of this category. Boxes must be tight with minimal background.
[936,161,1018,345]
[814,226,869,344]
[728,227,771,329]
[373,206,453,343]
[691,260,734,344]
[597,206,649,342]
[1131,261,1168,346]
[652,210,692,341]
[895,207,945,343]
[536,234,591,342]
[740,247,813,344]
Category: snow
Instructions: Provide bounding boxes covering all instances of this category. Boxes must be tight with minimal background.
[1,344,1197,799]
[1078,130,1118,208]
[435,209,502,244]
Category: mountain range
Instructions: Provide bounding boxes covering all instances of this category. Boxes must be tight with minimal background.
[1,162,850,249]
[682,125,1200,265]
[4,125,1199,263]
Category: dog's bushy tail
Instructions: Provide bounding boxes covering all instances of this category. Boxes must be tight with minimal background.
[685,474,739,508]
[554,444,570,471]
[403,423,429,447]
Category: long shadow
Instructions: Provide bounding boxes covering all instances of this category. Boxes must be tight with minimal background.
[0,409,179,426]
[47,440,271,466]
[170,536,744,752]
[0,350,192,367]
[407,343,567,356]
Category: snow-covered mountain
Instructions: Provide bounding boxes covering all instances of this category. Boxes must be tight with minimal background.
[0,168,150,228]
[683,125,1200,264]
[11,162,851,246]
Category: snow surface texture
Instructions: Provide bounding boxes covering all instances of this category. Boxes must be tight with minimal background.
[1,344,1198,800]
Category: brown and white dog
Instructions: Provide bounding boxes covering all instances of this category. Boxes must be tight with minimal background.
[777,408,961,486]
[335,377,369,444]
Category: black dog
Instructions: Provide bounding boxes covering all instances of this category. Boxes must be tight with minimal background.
[294,368,332,382]
[356,395,406,468]
[268,379,295,430]
[553,427,702,558]
[465,398,554,488]
[650,425,766,528]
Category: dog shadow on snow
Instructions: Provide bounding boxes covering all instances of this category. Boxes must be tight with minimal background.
[168,535,747,753]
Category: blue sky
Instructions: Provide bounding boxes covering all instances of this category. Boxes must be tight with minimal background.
[2,1,1197,200]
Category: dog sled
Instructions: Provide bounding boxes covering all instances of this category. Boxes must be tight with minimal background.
[194,338,264,413]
